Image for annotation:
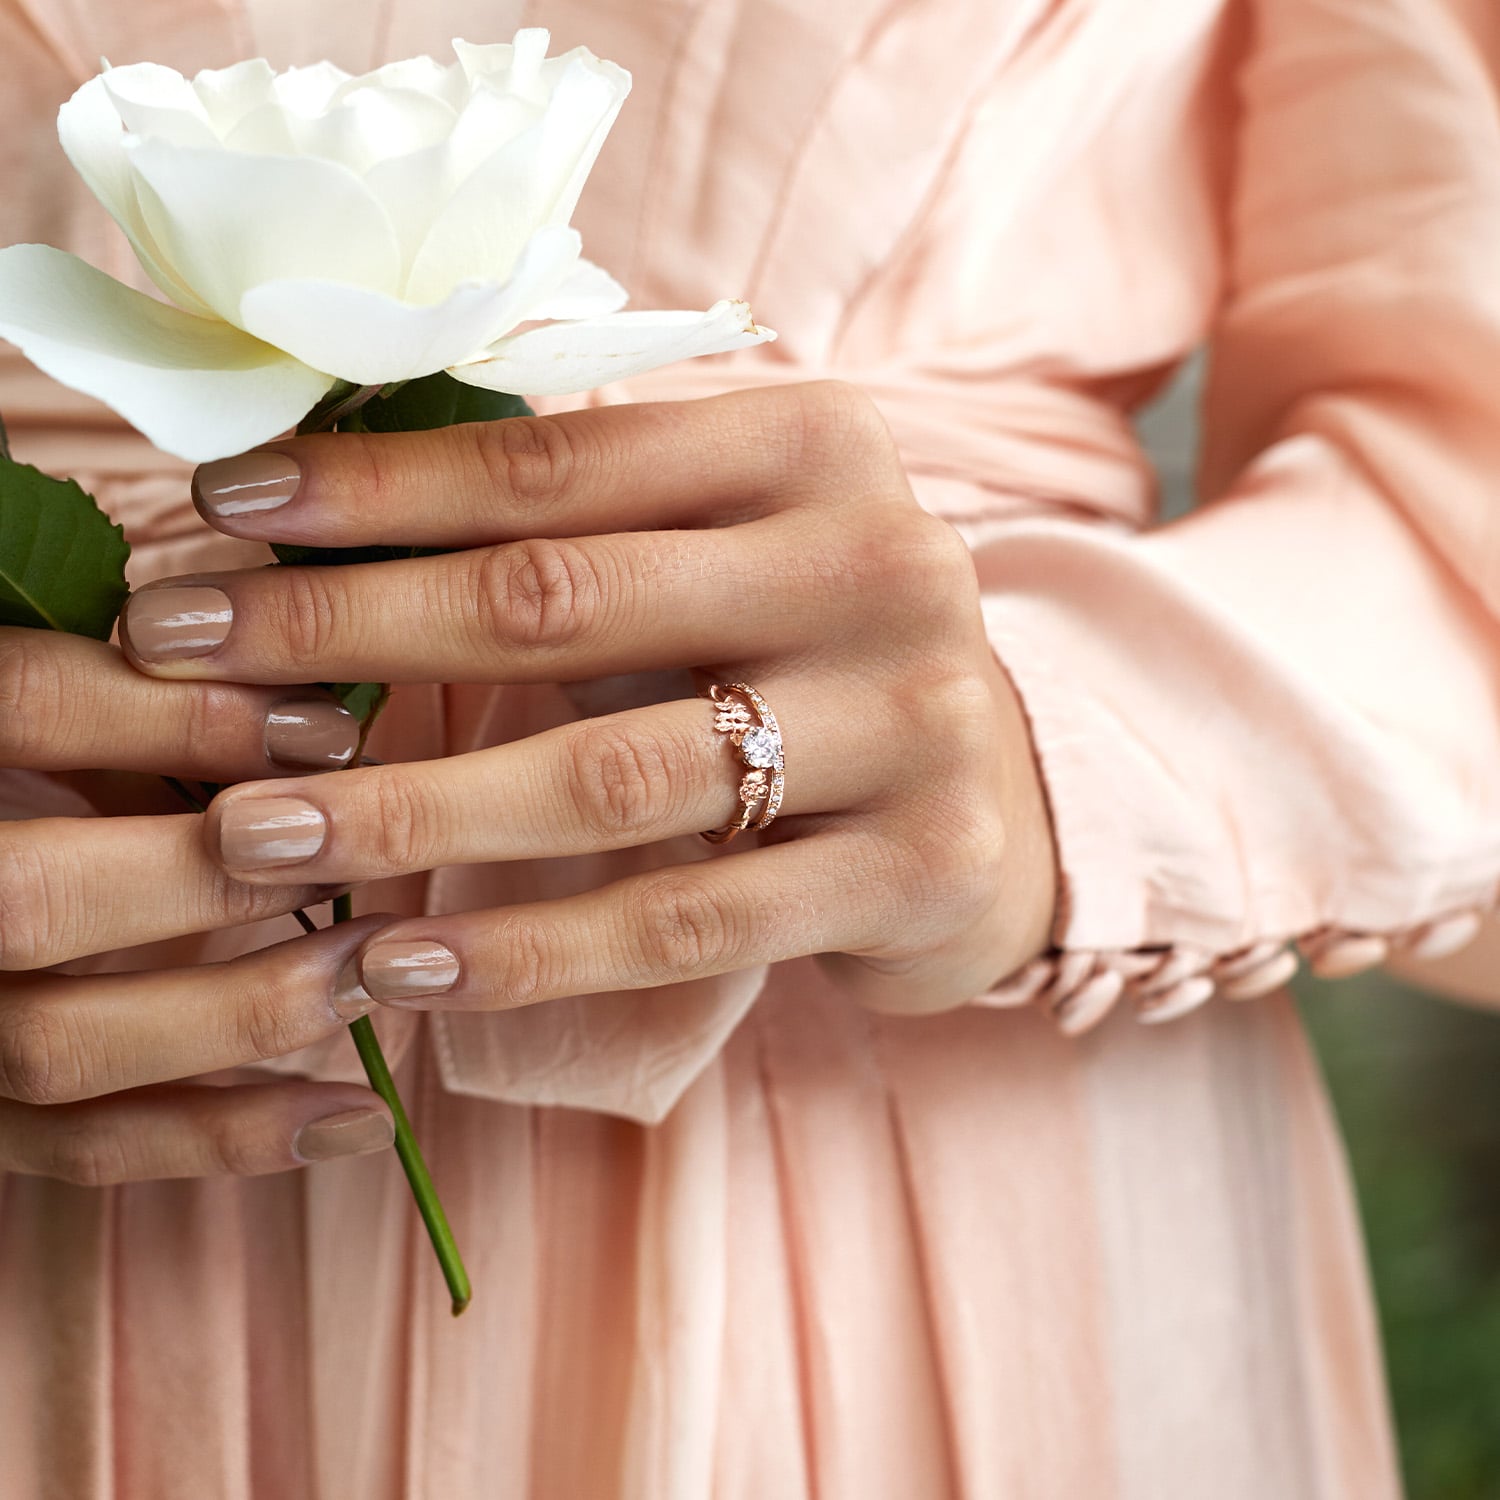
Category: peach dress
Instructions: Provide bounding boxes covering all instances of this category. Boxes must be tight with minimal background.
[3,0,1499,1495]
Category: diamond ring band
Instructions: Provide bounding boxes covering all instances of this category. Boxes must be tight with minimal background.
[701,682,785,844]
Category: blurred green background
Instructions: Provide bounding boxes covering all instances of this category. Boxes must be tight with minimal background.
[1138,362,1500,1499]
[1298,975,1500,1499]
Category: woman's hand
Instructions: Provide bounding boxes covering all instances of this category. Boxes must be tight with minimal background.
[126,382,1057,1018]
[0,629,400,1182]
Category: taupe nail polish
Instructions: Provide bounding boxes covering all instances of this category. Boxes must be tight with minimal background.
[360,939,461,1003]
[330,953,377,1021]
[124,586,233,661]
[218,795,327,868]
[193,451,302,519]
[265,699,359,771]
[292,1108,395,1163]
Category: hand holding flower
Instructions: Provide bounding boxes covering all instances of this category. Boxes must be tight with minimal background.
[0,633,404,1176]
[0,28,779,1310]
[130,384,1059,1017]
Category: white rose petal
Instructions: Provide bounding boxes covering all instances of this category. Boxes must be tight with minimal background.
[366,87,544,275]
[404,55,627,302]
[452,298,776,397]
[287,86,459,175]
[364,56,463,104]
[270,60,353,116]
[239,226,584,384]
[126,137,402,321]
[57,77,215,317]
[219,101,300,155]
[0,245,333,463]
[453,31,552,100]
[190,58,279,135]
[525,257,629,322]
[100,62,218,147]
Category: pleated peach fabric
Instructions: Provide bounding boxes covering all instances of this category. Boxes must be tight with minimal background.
[5,0,1500,1494]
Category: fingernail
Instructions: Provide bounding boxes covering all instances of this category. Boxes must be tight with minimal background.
[292,1107,394,1163]
[193,450,302,520]
[124,586,233,661]
[330,953,376,1020]
[218,795,327,868]
[265,699,359,771]
[361,938,461,1003]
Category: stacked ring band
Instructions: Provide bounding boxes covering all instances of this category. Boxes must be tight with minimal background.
[701,682,786,844]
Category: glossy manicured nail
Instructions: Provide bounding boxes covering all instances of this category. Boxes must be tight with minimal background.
[193,451,301,519]
[330,953,377,1020]
[124,586,232,661]
[361,939,461,1003]
[218,795,326,868]
[265,699,359,771]
[292,1107,395,1163]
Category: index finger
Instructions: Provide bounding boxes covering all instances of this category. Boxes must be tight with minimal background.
[189,382,895,550]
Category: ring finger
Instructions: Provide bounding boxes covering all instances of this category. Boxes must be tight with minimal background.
[204,677,902,886]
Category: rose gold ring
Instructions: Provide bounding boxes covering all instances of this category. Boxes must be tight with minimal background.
[701,682,785,844]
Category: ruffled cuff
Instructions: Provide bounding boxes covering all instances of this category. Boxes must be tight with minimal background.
[971,511,1500,1035]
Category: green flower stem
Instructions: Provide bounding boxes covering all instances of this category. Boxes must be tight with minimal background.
[352,683,391,765]
[300,381,384,434]
[158,772,471,1315]
[334,683,469,1313]
[332,891,472,1317]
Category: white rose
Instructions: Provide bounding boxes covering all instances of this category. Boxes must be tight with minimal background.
[0,30,773,462]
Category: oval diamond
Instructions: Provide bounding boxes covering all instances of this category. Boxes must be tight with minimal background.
[740,725,781,769]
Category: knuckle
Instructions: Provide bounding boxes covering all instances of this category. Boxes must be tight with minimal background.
[181,684,236,771]
[873,513,976,617]
[0,833,66,972]
[474,539,601,652]
[202,1122,265,1178]
[265,565,344,671]
[565,721,678,842]
[474,414,577,514]
[359,772,444,875]
[230,970,310,1065]
[905,795,1008,927]
[492,914,558,1008]
[328,430,387,508]
[629,875,740,978]
[0,1002,82,1106]
[45,1123,132,1187]
[910,508,976,571]
[0,635,81,767]
[199,860,312,929]
[811,511,973,622]
[907,668,999,760]
[784,379,894,470]
[0,636,44,763]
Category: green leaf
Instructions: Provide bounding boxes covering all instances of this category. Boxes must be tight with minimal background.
[331,681,385,721]
[295,379,362,436]
[356,371,533,432]
[0,448,130,639]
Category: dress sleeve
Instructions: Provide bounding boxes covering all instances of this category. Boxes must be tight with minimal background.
[975,0,1500,1032]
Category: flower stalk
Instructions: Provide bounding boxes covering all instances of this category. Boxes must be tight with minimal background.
[332,893,472,1317]
[287,390,470,1314]
[160,768,471,1314]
